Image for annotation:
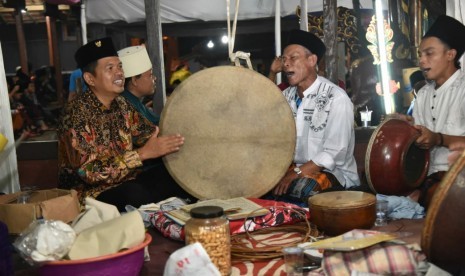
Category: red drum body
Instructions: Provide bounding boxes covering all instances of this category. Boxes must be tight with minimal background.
[365,118,429,195]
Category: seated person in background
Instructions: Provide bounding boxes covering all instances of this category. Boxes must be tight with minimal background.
[34,66,57,105]
[118,45,160,125]
[16,81,50,132]
[68,68,88,102]
[406,70,427,116]
[8,77,37,137]
[58,37,194,211]
[270,29,360,205]
[411,15,465,209]
[118,45,164,174]
[169,62,191,91]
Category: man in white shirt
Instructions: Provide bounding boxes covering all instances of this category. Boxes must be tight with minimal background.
[412,15,465,209]
[272,29,360,204]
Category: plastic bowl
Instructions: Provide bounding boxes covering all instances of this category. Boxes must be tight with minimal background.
[39,233,152,276]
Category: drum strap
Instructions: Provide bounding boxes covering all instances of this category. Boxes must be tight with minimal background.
[226,0,253,69]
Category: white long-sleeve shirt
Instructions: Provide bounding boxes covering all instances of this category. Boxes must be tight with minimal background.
[282,76,360,188]
[413,70,465,175]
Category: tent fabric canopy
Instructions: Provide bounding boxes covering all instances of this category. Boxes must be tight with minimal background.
[86,0,379,24]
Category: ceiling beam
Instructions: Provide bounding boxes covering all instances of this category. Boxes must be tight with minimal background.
[0,4,69,13]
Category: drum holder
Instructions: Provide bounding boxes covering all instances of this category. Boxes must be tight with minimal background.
[226,0,253,70]
[229,51,253,70]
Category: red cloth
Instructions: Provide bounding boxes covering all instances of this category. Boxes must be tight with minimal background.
[150,198,309,242]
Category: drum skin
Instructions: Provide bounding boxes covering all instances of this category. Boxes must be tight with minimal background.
[308,191,376,236]
[160,66,296,200]
[421,150,465,274]
[365,118,429,195]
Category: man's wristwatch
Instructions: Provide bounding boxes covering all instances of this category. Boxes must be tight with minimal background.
[293,167,302,176]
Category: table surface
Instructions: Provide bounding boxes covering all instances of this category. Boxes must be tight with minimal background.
[11,218,425,275]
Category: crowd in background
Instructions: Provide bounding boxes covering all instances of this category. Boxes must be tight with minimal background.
[6,65,60,138]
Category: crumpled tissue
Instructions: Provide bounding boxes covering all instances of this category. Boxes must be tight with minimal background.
[164,242,221,276]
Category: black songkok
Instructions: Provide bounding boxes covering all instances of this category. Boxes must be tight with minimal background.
[74,37,118,69]
[285,29,326,63]
[423,15,465,58]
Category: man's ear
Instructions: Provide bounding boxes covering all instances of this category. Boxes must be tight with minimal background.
[308,53,318,67]
[131,77,137,86]
[447,48,457,62]
[83,72,95,86]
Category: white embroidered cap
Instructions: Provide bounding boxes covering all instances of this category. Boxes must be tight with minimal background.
[118,46,152,78]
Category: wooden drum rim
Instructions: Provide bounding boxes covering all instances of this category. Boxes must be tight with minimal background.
[309,191,376,209]
[421,149,465,258]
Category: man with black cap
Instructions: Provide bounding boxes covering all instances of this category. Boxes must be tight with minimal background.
[410,15,465,209]
[58,37,193,211]
[272,29,360,204]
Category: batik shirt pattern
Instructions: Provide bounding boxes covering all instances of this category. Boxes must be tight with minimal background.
[58,91,155,200]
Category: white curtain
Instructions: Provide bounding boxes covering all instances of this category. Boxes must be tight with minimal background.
[85,0,382,24]
[0,42,20,194]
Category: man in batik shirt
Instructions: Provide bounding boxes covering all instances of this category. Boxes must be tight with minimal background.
[58,37,192,211]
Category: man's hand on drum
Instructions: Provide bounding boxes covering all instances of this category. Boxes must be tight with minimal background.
[414,125,442,149]
[137,126,184,161]
[273,171,295,196]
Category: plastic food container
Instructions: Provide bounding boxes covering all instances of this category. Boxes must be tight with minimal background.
[185,206,231,275]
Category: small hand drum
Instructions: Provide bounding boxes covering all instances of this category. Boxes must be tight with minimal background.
[308,191,376,236]
[365,118,429,195]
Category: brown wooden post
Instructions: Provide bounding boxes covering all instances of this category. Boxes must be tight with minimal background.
[144,0,166,116]
[46,16,64,105]
[14,11,28,75]
[323,0,338,85]
[409,0,422,65]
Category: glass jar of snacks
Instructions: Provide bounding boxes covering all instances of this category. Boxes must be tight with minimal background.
[185,206,231,275]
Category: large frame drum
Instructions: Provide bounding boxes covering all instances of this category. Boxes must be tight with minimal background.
[160,66,296,199]
[421,150,465,274]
